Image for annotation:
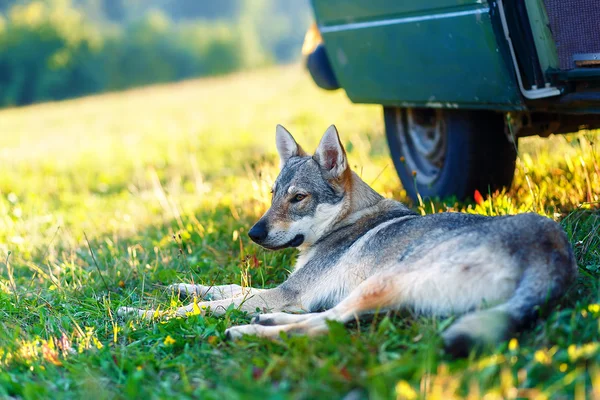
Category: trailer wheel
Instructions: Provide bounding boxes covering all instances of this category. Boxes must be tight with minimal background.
[383,107,517,202]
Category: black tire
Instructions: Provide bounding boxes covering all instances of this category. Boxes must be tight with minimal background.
[384,107,517,202]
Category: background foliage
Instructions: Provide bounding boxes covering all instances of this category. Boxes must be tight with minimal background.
[0,0,311,107]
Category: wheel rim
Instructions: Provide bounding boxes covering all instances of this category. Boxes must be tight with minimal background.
[394,108,447,186]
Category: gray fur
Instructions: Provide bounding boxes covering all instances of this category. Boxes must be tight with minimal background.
[275,156,343,207]
[119,125,578,357]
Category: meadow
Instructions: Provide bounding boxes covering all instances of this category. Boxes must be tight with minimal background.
[0,64,599,399]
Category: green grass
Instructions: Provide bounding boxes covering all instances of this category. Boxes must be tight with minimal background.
[0,64,599,399]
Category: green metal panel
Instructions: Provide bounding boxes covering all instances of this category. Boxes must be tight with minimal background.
[312,2,523,109]
[313,0,488,25]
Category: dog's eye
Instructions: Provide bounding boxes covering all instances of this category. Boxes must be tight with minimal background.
[291,193,306,203]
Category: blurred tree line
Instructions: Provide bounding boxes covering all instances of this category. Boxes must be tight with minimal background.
[0,0,311,107]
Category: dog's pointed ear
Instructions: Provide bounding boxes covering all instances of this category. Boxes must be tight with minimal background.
[276,124,306,168]
[313,125,348,179]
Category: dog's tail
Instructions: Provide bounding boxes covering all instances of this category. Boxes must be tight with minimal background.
[442,234,577,357]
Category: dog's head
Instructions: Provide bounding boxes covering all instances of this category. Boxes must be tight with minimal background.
[248,125,352,250]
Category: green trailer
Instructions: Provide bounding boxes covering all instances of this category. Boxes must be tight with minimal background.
[304,0,600,202]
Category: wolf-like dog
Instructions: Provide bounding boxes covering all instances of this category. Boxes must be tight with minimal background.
[119,125,577,356]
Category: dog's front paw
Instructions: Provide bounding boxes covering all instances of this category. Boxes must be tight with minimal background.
[117,306,139,317]
[224,324,262,341]
[117,306,157,319]
[168,283,202,299]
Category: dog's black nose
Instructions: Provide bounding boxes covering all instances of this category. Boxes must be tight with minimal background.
[248,222,268,243]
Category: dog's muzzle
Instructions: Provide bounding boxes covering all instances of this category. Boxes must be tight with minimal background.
[262,234,304,250]
[248,219,305,250]
[248,221,268,243]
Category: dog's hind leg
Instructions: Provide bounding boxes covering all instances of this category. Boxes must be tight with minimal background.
[169,283,264,300]
[441,304,519,358]
[251,312,311,326]
[442,252,577,357]
[226,272,401,339]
